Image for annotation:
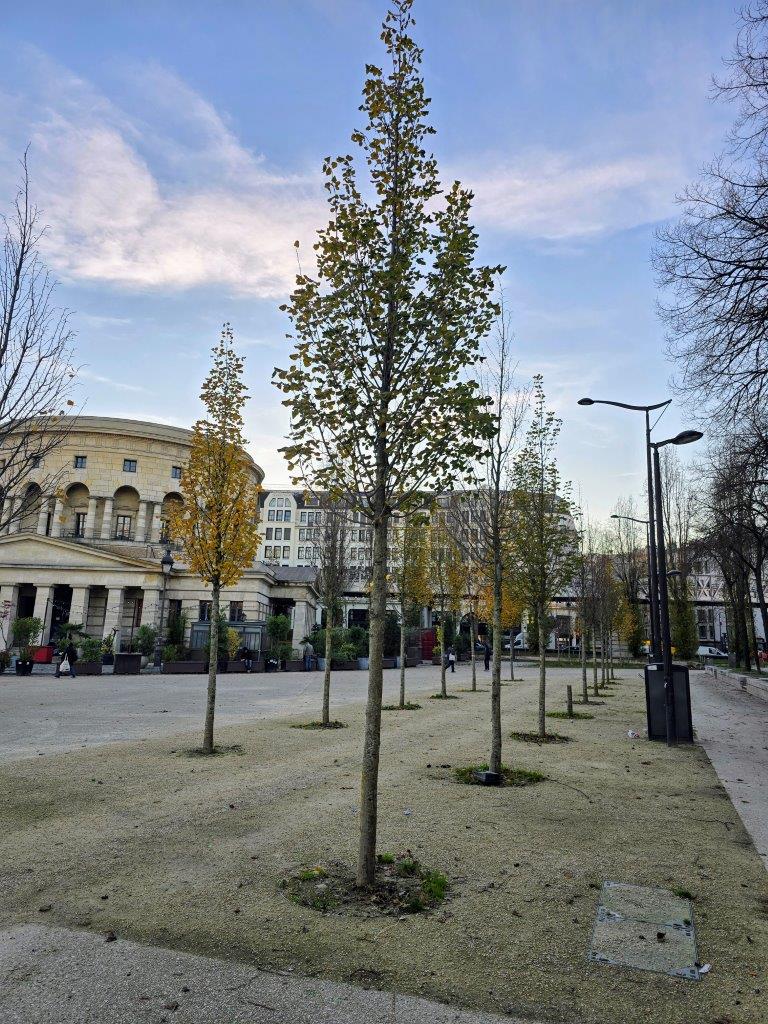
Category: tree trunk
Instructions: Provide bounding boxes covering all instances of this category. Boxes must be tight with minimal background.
[754,566,768,653]
[202,582,220,755]
[537,603,546,738]
[322,623,333,725]
[490,562,502,775]
[609,631,615,680]
[399,614,406,707]
[439,616,447,696]
[470,616,477,691]
[600,624,607,686]
[592,628,598,697]
[510,634,515,680]
[748,604,761,674]
[581,627,588,703]
[357,512,388,887]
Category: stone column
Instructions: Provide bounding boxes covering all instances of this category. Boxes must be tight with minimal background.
[32,585,54,644]
[50,497,64,538]
[37,498,50,536]
[6,496,21,534]
[68,586,90,629]
[84,497,98,540]
[100,498,114,540]
[149,503,162,543]
[135,501,148,543]
[102,587,125,650]
[0,584,19,644]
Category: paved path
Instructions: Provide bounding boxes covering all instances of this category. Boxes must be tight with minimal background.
[0,924,530,1024]
[691,668,768,868]
[0,662,504,762]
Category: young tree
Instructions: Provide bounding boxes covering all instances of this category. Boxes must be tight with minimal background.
[0,154,78,528]
[509,377,578,737]
[428,509,464,697]
[315,497,349,726]
[169,325,261,755]
[389,512,430,707]
[274,0,498,886]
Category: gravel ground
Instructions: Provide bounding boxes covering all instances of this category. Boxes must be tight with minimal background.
[1,667,766,1024]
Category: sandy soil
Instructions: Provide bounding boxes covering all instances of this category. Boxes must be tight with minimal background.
[1,669,766,1024]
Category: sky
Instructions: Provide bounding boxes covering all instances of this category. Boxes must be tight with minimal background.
[0,0,739,520]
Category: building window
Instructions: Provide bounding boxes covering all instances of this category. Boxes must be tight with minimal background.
[123,459,137,473]
[297,546,305,559]
[74,512,86,538]
[115,514,132,540]
[283,509,292,521]
[283,528,291,540]
[265,527,273,540]
[300,511,307,524]
[264,545,273,559]
[229,601,244,622]
[274,527,283,541]
[268,509,275,521]
[171,466,182,480]
[282,546,290,559]
[160,519,170,543]
[31,455,42,468]
[74,455,87,469]
[167,599,182,626]
[199,600,212,622]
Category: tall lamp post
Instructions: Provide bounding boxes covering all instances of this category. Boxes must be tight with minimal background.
[577,397,670,661]
[650,430,703,746]
[153,548,175,669]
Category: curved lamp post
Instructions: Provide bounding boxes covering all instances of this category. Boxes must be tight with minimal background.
[153,548,175,669]
[650,429,703,746]
[578,397,671,660]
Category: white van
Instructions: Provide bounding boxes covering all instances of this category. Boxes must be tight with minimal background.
[697,645,727,659]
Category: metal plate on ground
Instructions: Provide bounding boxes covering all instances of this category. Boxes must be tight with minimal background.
[588,881,700,980]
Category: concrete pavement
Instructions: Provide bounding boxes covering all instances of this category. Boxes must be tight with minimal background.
[691,668,768,868]
[0,924,530,1024]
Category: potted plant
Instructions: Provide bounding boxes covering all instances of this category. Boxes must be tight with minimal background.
[78,636,103,676]
[101,630,117,666]
[266,613,292,670]
[0,649,10,674]
[12,617,42,675]
[350,625,369,670]
[130,624,157,667]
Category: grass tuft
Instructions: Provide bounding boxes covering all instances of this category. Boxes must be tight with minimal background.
[509,730,571,744]
[547,710,594,720]
[454,763,546,787]
[672,886,695,900]
[429,693,460,700]
[290,721,347,730]
[382,702,422,711]
[181,744,244,758]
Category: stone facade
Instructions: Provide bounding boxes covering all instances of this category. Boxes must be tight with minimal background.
[0,418,318,653]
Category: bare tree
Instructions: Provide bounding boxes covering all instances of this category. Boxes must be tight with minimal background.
[655,3,768,420]
[0,154,77,528]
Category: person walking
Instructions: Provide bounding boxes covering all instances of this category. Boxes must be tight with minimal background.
[60,640,78,679]
[448,647,456,673]
[483,641,490,672]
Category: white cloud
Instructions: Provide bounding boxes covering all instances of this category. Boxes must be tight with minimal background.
[8,56,325,299]
[461,150,683,241]
[78,369,152,394]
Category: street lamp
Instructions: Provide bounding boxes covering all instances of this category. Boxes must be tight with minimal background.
[650,429,703,746]
[578,397,671,660]
[153,548,175,669]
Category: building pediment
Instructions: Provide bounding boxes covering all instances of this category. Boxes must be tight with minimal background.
[0,534,157,572]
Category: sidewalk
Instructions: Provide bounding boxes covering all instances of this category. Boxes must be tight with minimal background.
[0,924,529,1024]
[691,669,768,868]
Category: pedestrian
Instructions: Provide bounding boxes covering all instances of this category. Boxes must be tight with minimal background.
[448,647,456,673]
[239,644,253,672]
[483,642,490,672]
[60,640,78,679]
[302,640,314,672]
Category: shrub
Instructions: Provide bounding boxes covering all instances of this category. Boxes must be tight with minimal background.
[11,617,42,660]
[163,644,181,662]
[166,609,188,648]
[130,624,157,656]
[383,610,400,657]
[348,625,369,657]
[80,636,103,662]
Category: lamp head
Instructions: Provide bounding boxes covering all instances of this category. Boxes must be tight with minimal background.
[577,398,594,406]
[671,429,704,446]
[161,549,174,575]
[610,514,620,520]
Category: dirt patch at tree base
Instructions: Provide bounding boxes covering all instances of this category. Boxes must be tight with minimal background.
[454,763,546,787]
[509,731,571,745]
[290,721,348,730]
[281,854,449,917]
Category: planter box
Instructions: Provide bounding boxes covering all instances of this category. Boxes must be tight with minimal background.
[77,661,103,676]
[162,661,206,674]
[331,660,358,671]
[284,659,304,672]
[33,645,54,664]
[114,652,142,675]
[382,657,396,669]
[432,656,442,666]
[15,660,34,676]
[406,655,420,668]
[101,654,114,666]
[357,657,370,670]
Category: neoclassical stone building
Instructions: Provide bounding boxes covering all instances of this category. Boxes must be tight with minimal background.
[0,417,318,653]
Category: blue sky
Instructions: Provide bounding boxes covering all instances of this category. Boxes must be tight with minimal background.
[0,1,737,518]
